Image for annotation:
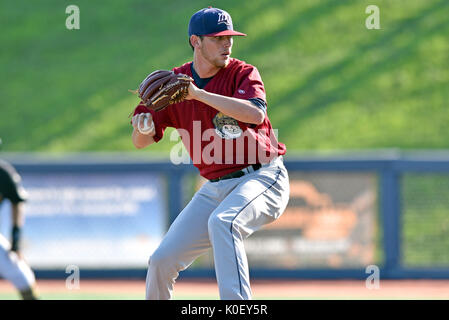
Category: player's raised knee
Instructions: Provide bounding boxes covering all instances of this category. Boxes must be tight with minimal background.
[207,212,233,235]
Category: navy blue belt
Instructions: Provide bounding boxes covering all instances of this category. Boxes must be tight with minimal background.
[209,164,262,182]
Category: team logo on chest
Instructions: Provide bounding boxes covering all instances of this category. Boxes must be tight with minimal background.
[212,112,243,139]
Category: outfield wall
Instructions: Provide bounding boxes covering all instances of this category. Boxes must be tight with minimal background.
[1,152,448,279]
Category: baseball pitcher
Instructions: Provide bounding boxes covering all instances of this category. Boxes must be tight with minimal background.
[130,7,290,300]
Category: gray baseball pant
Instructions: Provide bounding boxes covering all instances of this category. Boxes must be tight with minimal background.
[0,235,36,291]
[145,156,290,300]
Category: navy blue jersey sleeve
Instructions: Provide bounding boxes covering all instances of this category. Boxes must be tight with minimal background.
[248,98,267,113]
[245,98,267,129]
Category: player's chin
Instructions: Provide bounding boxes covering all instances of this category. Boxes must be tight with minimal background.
[216,56,230,68]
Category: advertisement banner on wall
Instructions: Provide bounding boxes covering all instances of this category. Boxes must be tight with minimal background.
[0,171,167,269]
[245,172,379,269]
[193,171,378,269]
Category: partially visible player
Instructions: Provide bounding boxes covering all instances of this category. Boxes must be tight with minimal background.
[0,151,38,300]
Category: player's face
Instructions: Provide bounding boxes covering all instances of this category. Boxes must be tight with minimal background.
[199,36,233,68]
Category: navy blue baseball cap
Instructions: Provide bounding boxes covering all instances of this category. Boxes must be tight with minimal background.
[188,7,246,37]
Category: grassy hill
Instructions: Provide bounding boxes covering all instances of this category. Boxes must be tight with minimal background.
[1,0,448,152]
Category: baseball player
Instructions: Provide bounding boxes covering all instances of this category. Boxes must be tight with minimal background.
[131,7,290,300]
[0,156,38,300]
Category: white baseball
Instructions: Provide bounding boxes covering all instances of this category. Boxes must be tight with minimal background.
[138,114,155,135]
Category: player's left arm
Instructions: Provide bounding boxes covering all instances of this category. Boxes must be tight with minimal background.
[10,201,24,253]
[186,83,265,125]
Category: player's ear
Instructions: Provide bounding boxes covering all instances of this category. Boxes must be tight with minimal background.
[190,35,201,49]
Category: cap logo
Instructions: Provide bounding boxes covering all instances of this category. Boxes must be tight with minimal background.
[217,12,231,26]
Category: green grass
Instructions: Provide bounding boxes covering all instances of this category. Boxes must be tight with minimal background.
[1,292,445,300]
[401,174,449,267]
[0,292,145,300]
[1,0,448,152]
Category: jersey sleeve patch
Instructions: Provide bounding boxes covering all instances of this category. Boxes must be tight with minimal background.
[232,65,266,102]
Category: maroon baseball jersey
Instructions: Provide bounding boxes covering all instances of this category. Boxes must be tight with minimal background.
[133,58,286,180]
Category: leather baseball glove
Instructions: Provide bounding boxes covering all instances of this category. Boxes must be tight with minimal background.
[134,70,193,112]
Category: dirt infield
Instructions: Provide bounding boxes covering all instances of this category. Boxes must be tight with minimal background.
[1,278,449,299]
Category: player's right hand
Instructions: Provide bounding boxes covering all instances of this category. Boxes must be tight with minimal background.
[185,81,201,100]
[132,113,155,136]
